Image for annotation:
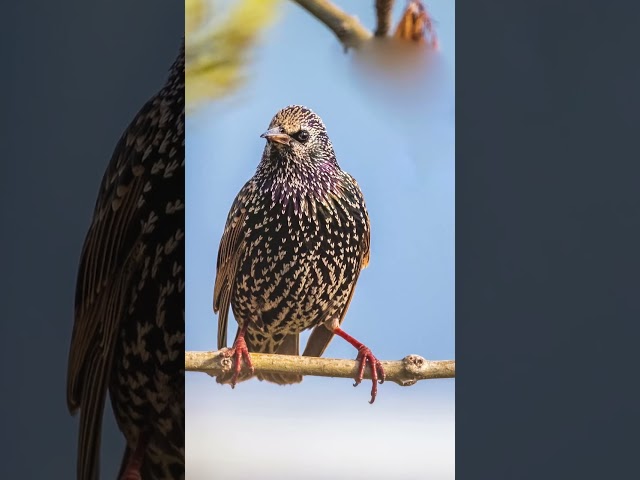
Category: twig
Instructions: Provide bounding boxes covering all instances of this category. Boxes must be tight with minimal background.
[375,0,395,37]
[186,350,455,386]
[291,0,372,50]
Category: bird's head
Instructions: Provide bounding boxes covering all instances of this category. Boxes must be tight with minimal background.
[260,105,336,166]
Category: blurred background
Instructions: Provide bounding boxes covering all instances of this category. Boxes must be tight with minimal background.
[186,1,454,479]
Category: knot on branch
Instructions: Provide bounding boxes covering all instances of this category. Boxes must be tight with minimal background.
[404,354,426,369]
[395,354,425,386]
[197,348,232,377]
[384,354,427,387]
[217,349,233,372]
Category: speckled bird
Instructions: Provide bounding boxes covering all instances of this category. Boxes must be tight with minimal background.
[66,41,185,480]
[214,105,385,403]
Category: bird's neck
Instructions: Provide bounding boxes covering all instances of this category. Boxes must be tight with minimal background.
[255,150,343,212]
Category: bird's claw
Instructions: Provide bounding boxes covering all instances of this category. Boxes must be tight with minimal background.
[224,336,254,388]
[354,346,386,404]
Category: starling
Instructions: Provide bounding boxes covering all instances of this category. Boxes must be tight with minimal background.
[214,105,385,403]
[66,41,185,479]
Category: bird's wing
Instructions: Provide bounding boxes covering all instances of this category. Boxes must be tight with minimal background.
[213,181,254,350]
[66,94,160,479]
[303,179,371,358]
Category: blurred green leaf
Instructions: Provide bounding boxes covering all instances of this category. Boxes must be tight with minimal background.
[186,0,281,109]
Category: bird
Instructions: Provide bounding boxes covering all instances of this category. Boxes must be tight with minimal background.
[213,105,385,403]
[66,40,185,480]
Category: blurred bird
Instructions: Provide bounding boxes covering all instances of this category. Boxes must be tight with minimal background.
[66,41,185,479]
[214,105,385,403]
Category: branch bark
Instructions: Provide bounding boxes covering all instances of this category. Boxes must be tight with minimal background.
[374,0,395,37]
[291,0,373,50]
[186,350,455,386]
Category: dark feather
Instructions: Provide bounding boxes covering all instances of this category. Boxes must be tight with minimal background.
[66,41,185,480]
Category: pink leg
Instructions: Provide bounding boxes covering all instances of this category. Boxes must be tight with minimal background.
[333,328,385,404]
[119,433,147,480]
[224,323,254,388]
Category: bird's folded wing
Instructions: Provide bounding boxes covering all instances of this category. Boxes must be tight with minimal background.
[213,181,254,349]
[66,96,161,478]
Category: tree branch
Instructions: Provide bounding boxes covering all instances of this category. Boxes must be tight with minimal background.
[374,0,395,37]
[291,0,373,50]
[186,350,455,386]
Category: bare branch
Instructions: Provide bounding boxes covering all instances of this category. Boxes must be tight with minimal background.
[374,0,395,37]
[186,350,455,386]
[291,0,373,50]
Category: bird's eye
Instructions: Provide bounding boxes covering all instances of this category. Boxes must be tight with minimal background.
[295,130,310,143]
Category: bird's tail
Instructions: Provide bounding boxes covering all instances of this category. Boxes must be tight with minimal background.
[255,333,303,385]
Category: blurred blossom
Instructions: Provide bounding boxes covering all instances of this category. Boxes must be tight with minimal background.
[349,39,452,130]
[349,35,454,169]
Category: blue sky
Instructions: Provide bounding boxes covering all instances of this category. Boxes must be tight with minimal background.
[186,1,455,477]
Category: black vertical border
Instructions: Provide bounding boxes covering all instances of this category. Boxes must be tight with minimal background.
[458,0,640,478]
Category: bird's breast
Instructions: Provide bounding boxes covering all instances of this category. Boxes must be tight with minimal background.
[232,190,366,331]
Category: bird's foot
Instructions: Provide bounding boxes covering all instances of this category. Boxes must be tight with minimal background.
[223,335,254,388]
[354,346,386,404]
[119,434,146,480]
[331,327,386,403]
